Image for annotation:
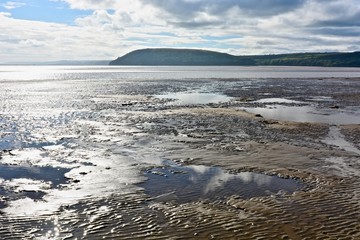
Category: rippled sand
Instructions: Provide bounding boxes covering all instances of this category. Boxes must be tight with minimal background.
[0,69,359,239]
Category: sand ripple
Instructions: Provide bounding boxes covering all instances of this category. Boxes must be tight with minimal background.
[0,176,358,239]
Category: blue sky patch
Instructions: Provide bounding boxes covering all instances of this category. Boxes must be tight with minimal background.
[0,0,91,24]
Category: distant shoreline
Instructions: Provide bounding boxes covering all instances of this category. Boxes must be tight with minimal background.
[2,48,360,67]
[0,60,110,66]
[110,48,360,67]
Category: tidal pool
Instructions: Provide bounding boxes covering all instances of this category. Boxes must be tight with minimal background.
[0,164,69,209]
[253,98,303,104]
[243,105,360,125]
[155,92,232,105]
[139,161,304,203]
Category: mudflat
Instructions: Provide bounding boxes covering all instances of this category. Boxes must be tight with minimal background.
[0,66,359,239]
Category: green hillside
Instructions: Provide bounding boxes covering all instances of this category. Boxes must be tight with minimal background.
[249,52,360,67]
[110,48,255,66]
[109,48,360,67]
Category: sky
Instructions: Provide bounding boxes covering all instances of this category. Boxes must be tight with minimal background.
[1,0,360,62]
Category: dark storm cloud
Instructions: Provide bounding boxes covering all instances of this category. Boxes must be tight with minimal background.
[207,0,306,16]
[308,1,360,28]
[170,19,223,28]
[315,17,360,28]
[315,27,360,37]
[305,2,360,38]
[141,0,306,19]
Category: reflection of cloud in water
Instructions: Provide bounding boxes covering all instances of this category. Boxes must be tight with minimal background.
[188,165,209,175]
[187,165,273,194]
[2,178,51,193]
[203,170,236,194]
[237,172,273,186]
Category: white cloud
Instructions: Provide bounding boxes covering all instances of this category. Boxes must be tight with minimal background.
[1,1,26,10]
[54,0,118,10]
[1,0,360,62]
[0,13,131,62]
[0,12,12,17]
[19,39,45,48]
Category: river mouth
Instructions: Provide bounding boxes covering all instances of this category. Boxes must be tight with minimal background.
[139,161,304,204]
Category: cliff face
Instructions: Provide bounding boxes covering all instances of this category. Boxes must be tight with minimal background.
[110,48,360,67]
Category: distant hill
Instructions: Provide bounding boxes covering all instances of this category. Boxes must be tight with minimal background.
[110,48,360,67]
[248,52,360,67]
[110,48,255,66]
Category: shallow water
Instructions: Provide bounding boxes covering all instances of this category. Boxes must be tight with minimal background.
[2,65,360,81]
[253,98,303,104]
[155,92,232,105]
[243,105,360,125]
[0,164,69,186]
[140,161,304,203]
[0,164,69,211]
[323,126,360,155]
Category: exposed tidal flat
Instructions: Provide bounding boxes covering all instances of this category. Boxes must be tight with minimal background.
[0,66,359,239]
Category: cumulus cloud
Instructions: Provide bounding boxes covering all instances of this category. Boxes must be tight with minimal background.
[0,13,133,62]
[53,0,117,10]
[1,0,360,62]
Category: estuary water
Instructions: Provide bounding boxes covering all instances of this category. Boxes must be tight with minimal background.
[1,65,360,81]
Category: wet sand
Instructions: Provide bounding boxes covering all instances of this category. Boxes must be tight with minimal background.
[0,74,359,239]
